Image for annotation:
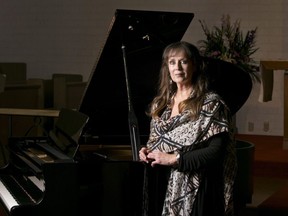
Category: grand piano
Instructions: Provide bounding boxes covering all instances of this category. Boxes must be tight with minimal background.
[0,9,252,216]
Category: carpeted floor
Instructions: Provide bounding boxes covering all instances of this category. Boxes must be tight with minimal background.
[235,134,288,216]
[257,184,288,216]
[236,134,288,177]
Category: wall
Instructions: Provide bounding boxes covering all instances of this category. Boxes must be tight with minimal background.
[0,0,287,136]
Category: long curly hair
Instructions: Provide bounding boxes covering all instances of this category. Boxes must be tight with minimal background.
[147,41,209,119]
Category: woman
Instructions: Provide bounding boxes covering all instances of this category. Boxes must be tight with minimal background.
[139,41,237,216]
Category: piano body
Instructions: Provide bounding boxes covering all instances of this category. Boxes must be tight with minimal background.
[76,9,194,216]
[0,108,89,216]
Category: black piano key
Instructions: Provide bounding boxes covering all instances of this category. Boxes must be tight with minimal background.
[0,175,42,205]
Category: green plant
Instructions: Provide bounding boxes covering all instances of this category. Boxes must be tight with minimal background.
[198,14,260,82]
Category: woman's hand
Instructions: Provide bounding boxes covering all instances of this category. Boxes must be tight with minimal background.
[139,147,150,163]
[147,150,178,167]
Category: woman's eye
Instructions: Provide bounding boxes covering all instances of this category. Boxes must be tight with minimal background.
[168,60,175,65]
[168,59,188,65]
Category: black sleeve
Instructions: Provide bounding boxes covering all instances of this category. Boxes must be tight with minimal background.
[177,132,229,172]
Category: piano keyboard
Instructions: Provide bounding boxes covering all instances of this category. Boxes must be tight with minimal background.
[0,175,44,211]
[0,180,19,211]
[28,176,45,192]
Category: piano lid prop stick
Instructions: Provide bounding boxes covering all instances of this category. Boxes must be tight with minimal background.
[121,45,141,161]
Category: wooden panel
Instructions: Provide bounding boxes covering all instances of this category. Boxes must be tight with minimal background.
[258,60,288,148]
[66,82,87,109]
[0,81,49,146]
[0,73,6,93]
[0,63,26,83]
[52,74,86,109]
[284,72,288,148]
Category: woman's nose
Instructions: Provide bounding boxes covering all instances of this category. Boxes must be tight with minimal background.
[177,61,183,69]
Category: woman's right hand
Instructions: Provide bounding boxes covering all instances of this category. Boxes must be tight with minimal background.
[139,147,150,163]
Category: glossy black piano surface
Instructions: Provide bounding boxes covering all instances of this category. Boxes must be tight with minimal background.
[79,9,194,146]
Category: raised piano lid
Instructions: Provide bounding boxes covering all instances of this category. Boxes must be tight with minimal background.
[79,9,194,145]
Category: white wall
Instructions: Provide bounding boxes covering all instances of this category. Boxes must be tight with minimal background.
[0,0,287,135]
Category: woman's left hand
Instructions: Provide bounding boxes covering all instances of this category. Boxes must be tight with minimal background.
[147,150,178,167]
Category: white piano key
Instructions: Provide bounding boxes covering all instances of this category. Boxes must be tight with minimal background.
[0,180,19,211]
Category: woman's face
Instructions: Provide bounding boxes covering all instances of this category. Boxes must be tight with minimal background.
[167,50,194,86]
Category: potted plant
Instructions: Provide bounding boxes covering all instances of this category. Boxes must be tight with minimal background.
[198,14,260,83]
[197,15,257,212]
